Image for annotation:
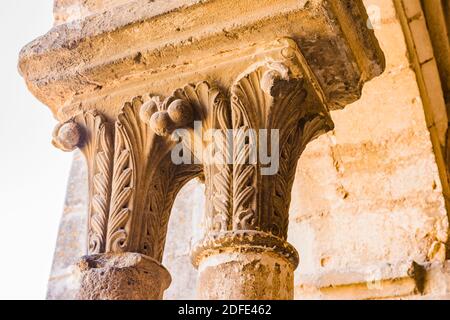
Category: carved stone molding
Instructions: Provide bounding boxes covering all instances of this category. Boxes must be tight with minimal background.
[191,230,300,268]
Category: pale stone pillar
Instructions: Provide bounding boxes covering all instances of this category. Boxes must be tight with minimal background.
[51,103,202,300]
[186,55,334,300]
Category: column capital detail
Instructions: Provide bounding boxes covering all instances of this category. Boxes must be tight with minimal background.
[51,41,332,265]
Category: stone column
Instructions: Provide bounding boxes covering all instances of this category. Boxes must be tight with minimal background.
[52,100,202,300]
[110,43,333,299]
[193,235,299,300]
[184,51,333,300]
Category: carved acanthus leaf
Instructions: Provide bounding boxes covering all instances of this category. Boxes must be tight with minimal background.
[106,122,134,253]
[272,115,332,238]
[75,112,114,254]
[106,95,200,259]
[106,97,159,253]
[231,125,257,230]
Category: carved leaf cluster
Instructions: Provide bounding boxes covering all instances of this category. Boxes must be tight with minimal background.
[106,123,134,253]
[76,95,203,260]
[227,65,331,238]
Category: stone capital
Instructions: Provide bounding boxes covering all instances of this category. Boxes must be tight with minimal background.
[165,46,335,266]
[20,0,385,300]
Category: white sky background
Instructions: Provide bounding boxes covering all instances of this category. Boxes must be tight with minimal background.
[0,1,72,299]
